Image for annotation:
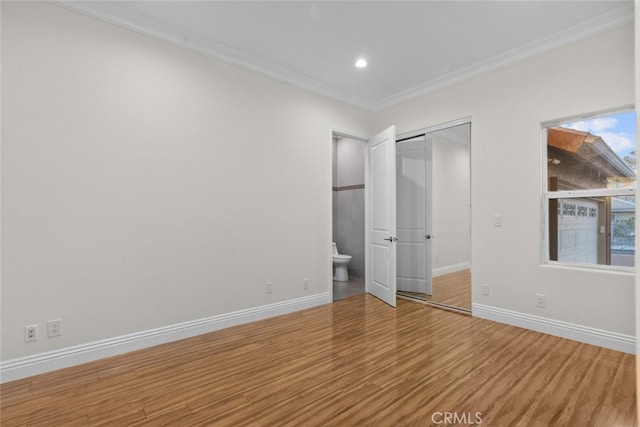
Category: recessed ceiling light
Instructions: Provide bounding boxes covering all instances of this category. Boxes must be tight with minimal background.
[355,58,368,68]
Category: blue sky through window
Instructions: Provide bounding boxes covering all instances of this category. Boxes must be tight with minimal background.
[562,110,637,165]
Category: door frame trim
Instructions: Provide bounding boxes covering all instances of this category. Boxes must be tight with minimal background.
[330,128,369,302]
[396,116,472,141]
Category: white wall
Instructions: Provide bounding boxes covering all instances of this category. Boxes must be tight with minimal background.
[432,134,471,274]
[1,2,370,362]
[374,25,636,338]
[1,1,636,375]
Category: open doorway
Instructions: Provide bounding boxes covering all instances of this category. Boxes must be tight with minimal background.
[332,135,366,301]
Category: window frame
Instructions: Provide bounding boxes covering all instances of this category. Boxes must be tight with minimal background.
[541,107,636,272]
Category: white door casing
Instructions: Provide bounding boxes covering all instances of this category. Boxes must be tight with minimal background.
[365,126,397,307]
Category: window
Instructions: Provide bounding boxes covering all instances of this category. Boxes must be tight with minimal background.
[544,110,636,268]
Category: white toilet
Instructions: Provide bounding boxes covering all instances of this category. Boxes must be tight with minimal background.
[332,242,352,282]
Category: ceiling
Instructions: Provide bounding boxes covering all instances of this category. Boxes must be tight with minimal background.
[58,1,634,111]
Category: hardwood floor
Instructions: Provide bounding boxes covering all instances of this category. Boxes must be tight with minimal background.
[398,269,471,311]
[1,295,636,426]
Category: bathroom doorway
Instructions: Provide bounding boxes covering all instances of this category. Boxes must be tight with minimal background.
[332,134,366,301]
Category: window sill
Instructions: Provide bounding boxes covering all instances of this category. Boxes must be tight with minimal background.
[540,261,635,276]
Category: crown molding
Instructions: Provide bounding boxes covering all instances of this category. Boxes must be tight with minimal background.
[52,1,378,110]
[53,1,633,112]
[373,3,634,111]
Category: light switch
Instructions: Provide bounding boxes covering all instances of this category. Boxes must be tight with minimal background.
[494,214,503,227]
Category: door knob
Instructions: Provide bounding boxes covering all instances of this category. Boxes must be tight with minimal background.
[425,234,432,240]
[383,236,397,242]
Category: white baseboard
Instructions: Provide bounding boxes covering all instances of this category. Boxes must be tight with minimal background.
[472,303,636,354]
[433,261,470,277]
[1,293,331,383]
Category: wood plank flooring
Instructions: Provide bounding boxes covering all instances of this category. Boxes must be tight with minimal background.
[1,295,636,426]
[398,269,471,310]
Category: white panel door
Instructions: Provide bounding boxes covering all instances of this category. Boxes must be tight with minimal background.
[396,137,432,295]
[366,126,397,307]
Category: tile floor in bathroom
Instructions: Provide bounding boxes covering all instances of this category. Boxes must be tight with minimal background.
[332,275,365,301]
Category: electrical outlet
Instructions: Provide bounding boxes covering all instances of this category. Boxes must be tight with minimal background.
[25,325,38,342]
[303,278,309,290]
[481,284,490,296]
[536,294,546,308]
[48,319,62,337]
[266,282,273,294]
